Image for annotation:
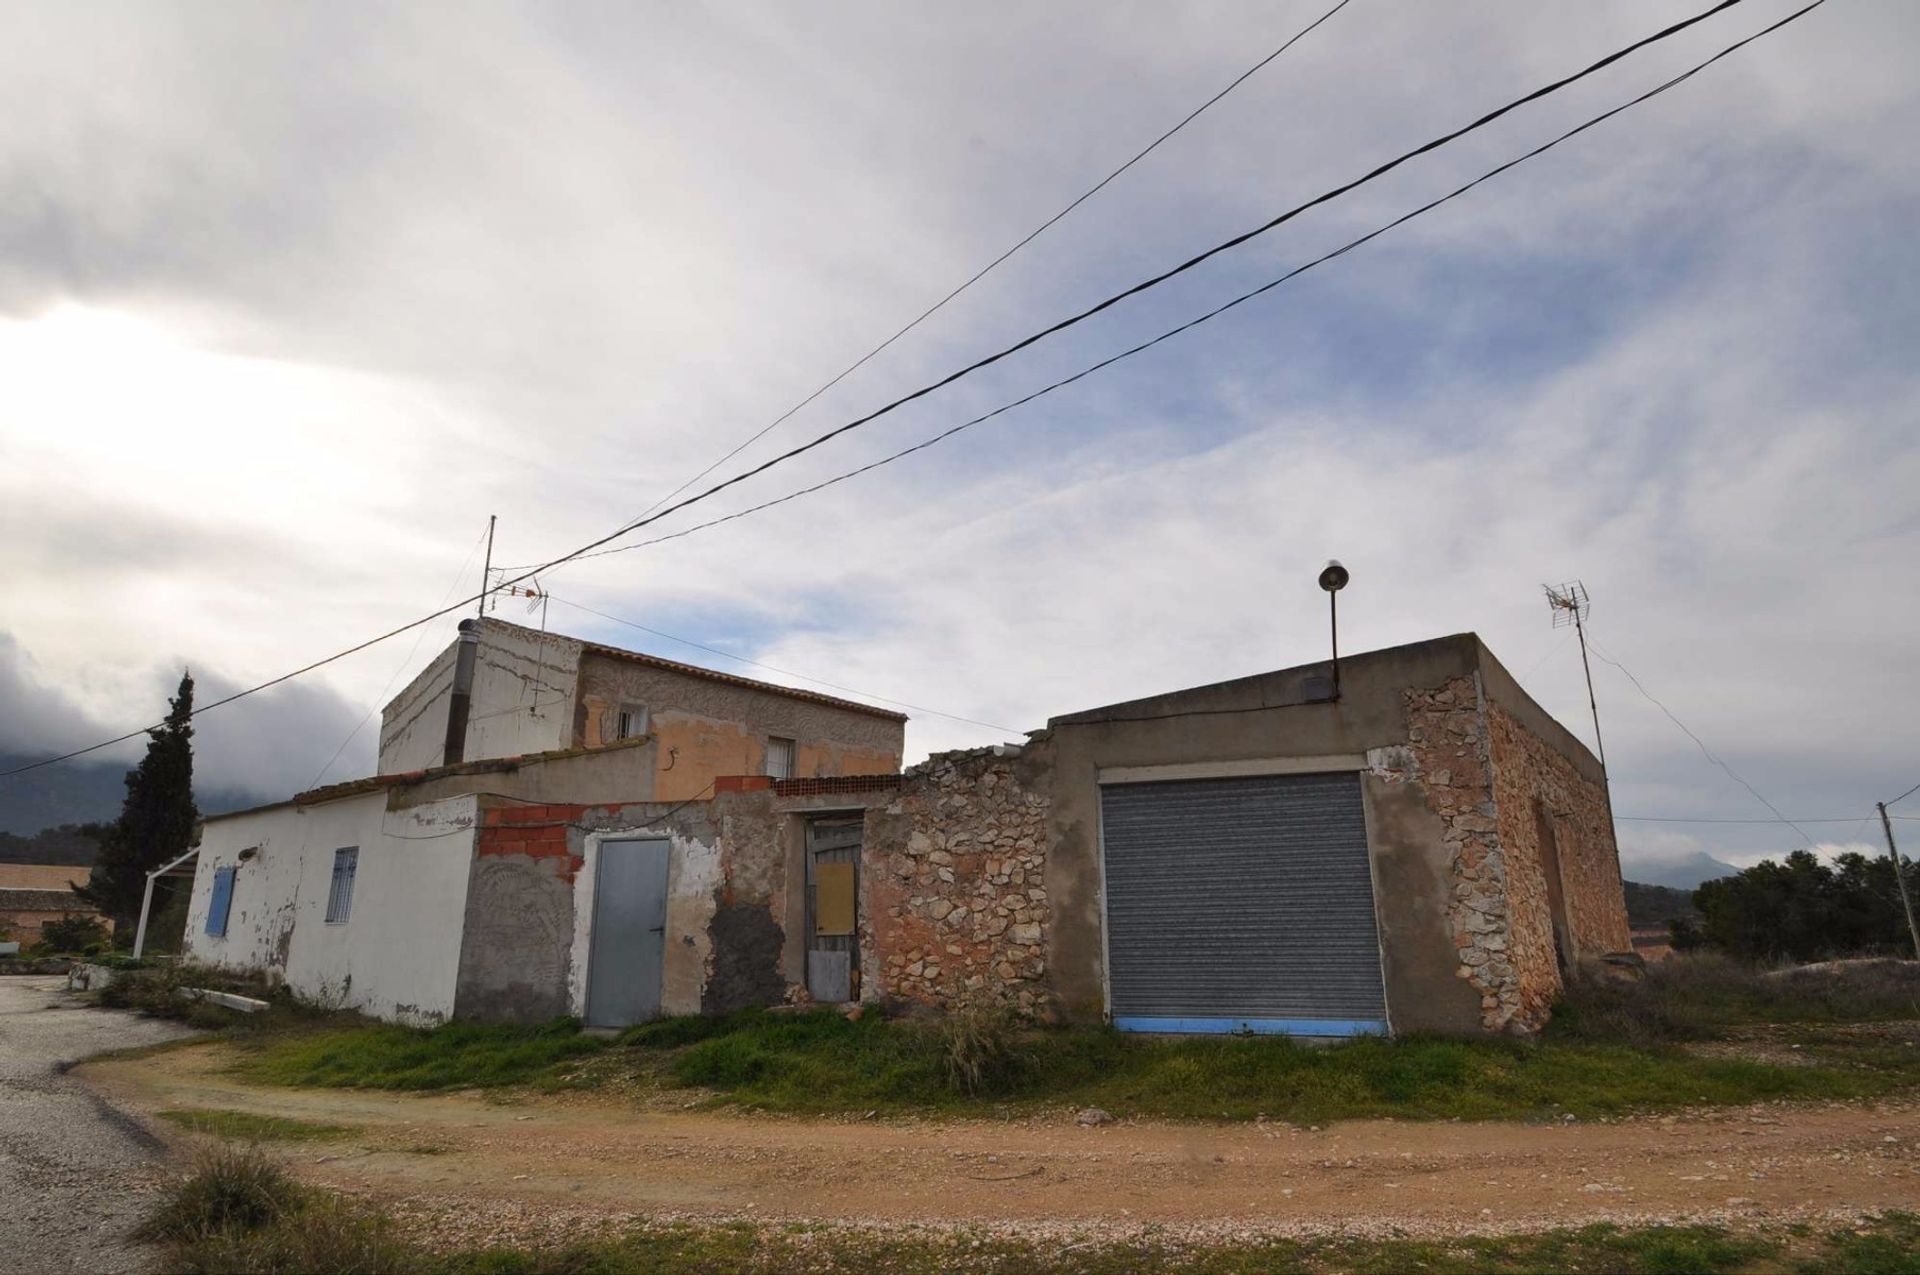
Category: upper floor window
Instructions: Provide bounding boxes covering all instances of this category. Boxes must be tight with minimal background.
[614,703,649,741]
[765,736,796,780]
[325,847,358,924]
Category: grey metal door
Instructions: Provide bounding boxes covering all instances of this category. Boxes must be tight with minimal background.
[585,838,670,1028]
[805,818,861,1002]
[1100,772,1387,1035]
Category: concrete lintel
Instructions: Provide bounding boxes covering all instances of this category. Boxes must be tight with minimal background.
[1096,755,1367,785]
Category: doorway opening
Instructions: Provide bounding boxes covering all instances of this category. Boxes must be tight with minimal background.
[804,817,861,1003]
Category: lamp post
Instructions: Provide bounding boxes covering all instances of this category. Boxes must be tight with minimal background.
[1319,560,1349,700]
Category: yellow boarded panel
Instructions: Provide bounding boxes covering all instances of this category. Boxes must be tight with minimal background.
[815,861,856,936]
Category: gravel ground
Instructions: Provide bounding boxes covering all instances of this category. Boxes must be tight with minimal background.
[0,976,197,1275]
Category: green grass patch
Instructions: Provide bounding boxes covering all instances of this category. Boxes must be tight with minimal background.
[644,1008,1914,1122]
[231,1018,605,1092]
[156,1107,356,1142]
[224,1001,1917,1122]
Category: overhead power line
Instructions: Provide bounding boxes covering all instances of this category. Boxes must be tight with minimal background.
[498,0,1755,576]
[1614,814,1873,825]
[548,596,1022,735]
[530,0,1830,570]
[0,0,1806,781]
[1885,776,1920,809]
[607,0,1359,548]
[1583,634,1817,848]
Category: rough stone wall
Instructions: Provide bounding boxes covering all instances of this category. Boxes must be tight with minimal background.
[864,748,1054,1018]
[1486,702,1630,963]
[1380,675,1547,1034]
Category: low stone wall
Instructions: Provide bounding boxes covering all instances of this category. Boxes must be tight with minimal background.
[864,748,1054,1018]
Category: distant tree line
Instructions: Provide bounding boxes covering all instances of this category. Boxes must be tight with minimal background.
[0,822,105,865]
[1674,849,1919,963]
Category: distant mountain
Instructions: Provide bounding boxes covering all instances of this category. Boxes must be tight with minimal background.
[1622,849,1742,891]
[0,752,262,837]
[0,822,103,866]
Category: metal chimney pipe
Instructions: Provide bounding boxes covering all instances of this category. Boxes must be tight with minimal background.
[442,618,482,766]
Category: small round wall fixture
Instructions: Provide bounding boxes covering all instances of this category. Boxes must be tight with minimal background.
[1318,559,1349,592]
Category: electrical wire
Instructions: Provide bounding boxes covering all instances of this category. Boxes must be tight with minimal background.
[0,0,1805,782]
[1583,633,1817,848]
[545,0,1754,572]
[1614,814,1874,825]
[593,0,1360,551]
[305,522,491,789]
[530,0,1830,571]
[547,595,1022,735]
[1884,776,1920,809]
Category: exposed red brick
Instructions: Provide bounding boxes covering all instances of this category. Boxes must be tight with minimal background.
[714,775,774,794]
[773,774,904,797]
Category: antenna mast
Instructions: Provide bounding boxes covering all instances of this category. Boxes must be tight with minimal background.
[1545,582,1605,772]
[478,514,496,618]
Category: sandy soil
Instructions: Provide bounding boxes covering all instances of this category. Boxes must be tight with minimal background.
[78,1040,1920,1247]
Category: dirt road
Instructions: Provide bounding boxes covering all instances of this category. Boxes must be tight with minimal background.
[81,1039,1919,1246]
[0,977,197,1274]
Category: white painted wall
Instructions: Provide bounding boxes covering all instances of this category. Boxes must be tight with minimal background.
[183,792,478,1025]
[378,621,582,774]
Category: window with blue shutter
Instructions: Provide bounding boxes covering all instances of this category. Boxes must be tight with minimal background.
[205,866,236,938]
[325,847,358,924]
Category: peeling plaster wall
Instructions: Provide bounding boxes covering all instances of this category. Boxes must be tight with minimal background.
[451,799,722,1024]
[378,622,582,774]
[575,650,904,801]
[183,792,477,1025]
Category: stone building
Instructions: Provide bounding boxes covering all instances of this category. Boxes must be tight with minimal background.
[174,619,904,1024]
[178,630,1626,1038]
[378,616,905,797]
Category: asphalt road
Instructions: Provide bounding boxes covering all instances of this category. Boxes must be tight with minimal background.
[0,975,196,1275]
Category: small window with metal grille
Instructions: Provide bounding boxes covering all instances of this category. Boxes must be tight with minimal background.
[324,847,358,924]
[765,736,796,780]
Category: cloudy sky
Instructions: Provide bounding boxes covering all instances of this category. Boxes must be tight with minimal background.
[1,1,1915,878]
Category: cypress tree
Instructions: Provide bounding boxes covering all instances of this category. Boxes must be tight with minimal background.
[75,671,199,928]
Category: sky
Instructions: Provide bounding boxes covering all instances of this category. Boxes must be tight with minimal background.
[1,0,1915,881]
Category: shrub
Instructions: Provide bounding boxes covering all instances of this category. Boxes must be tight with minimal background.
[1551,952,1920,1047]
[938,1002,1024,1096]
[1694,849,1920,961]
[37,914,109,955]
[140,1145,304,1242]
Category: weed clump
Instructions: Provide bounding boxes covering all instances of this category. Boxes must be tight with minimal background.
[141,1147,412,1273]
[140,1145,304,1242]
[938,1001,1024,1096]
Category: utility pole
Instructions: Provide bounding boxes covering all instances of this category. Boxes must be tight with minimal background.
[477,514,496,618]
[1545,582,1605,772]
[1877,802,1920,960]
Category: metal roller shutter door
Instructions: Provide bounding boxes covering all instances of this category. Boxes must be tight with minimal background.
[1100,772,1388,1035]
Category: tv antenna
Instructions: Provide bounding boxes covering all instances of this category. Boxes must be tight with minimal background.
[1544,582,1605,772]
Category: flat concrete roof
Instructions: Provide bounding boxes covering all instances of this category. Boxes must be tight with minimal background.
[1051,632,1481,726]
[479,617,908,724]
